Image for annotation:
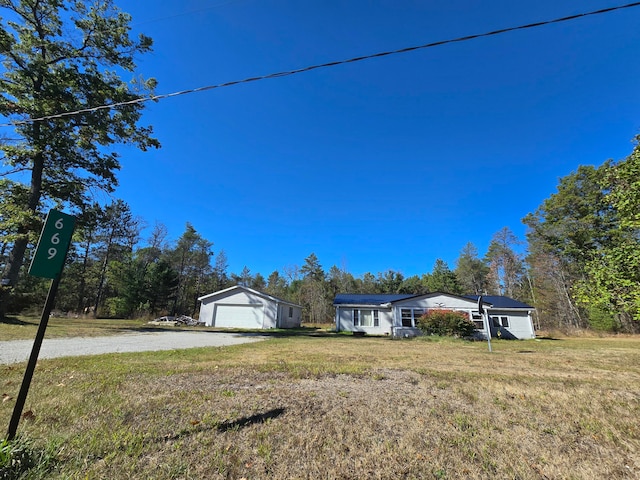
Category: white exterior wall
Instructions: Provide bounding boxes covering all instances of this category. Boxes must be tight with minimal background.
[199,301,216,327]
[278,304,303,328]
[392,294,479,323]
[262,300,277,329]
[336,306,394,334]
[488,309,535,339]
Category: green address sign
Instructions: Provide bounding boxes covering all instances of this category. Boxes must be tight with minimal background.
[28,210,76,279]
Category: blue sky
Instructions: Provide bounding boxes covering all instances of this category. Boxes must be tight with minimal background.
[108,0,640,278]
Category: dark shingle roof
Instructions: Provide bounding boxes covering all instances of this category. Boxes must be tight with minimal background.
[333,293,416,305]
[334,293,533,309]
[464,295,533,309]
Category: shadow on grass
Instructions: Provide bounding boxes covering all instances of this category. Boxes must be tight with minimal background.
[217,407,286,432]
[0,316,35,326]
[158,408,286,444]
[123,325,342,338]
[259,327,339,338]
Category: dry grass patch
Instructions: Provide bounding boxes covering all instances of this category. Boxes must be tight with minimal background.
[0,316,153,341]
[1,335,639,479]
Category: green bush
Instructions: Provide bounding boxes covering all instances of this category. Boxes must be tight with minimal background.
[417,309,475,337]
[586,305,619,332]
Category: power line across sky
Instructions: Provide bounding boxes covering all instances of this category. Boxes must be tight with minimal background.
[2,0,639,127]
[2,0,640,279]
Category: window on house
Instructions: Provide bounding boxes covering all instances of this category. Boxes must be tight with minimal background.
[353,309,379,327]
[361,310,373,326]
[491,316,510,328]
[288,306,293,318]
[471,311,484,330]
[401,308,424,327]
[401,309,412,327]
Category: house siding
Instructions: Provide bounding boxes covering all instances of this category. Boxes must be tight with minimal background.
[334,292,535,339]
[488,309,535,339]
[336,306,393,334]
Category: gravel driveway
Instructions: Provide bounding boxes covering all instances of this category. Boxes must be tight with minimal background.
[0,331,267,365]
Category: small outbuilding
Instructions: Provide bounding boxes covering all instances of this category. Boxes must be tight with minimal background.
[198,285,302,329]
[334,292,535,339]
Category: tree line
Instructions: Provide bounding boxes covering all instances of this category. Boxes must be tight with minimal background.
[525,138,640,333]
[0,210,524,323]
[1,0,639,332]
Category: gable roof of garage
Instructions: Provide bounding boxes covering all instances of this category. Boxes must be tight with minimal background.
[198,285,302,308]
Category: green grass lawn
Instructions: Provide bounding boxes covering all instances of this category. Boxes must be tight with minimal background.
[0,316,333,342]
[1,321,639,479]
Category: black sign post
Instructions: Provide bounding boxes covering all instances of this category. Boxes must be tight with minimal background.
[6,210,75,441]
[478,295,492,353]
[7,276,62,440]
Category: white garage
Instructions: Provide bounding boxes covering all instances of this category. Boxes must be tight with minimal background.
[198,285,303,329]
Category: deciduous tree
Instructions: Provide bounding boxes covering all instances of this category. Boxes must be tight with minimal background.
[523,164,615,328]
[572,141,640,331]
[484,227,524,298]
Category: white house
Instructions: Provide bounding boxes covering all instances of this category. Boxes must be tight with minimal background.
[198,285,302,329]
[333,292,535,339]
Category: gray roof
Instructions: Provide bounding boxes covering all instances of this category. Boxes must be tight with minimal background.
[333,293,533,310]
[333,293,417,305]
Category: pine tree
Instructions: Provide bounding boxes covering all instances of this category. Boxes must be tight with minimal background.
[0,0,158,318]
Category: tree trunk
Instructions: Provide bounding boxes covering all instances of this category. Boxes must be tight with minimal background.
[94,233,114,318]
[0,147,44,319]
[76,234,93,313]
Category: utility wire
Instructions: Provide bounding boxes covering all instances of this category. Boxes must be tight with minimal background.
[2,1,640,127]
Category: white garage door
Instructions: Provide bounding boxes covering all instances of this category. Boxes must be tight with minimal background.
[214,304,263,328]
